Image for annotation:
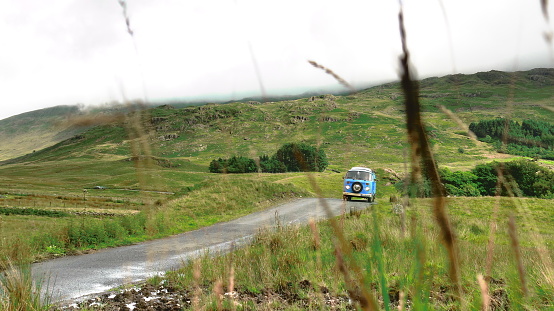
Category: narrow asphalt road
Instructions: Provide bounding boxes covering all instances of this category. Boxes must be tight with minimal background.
[32,198,372,302]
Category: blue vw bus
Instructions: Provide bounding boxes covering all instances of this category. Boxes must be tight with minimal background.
[342,167,376,202]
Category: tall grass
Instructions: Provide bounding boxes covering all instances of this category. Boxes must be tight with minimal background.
[0,261,50,311]
[0,176,306,265]
[159,198,553,309]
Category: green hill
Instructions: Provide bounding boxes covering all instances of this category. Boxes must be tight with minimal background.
[0,105,87,161]
[5,68,554,170]
[1,67,554,309]
[1,68,553,202]
[0,67,553,264]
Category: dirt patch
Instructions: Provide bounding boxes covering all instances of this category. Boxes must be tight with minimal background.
[482,153,513,159]
[52,280,354,310]
[53,283,189,311]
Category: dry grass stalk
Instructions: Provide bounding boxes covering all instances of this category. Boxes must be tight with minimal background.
[308,218,320,250]
[227,266,236,311]
[477,274,490,311]
[213,279,223,311]
[57,113,125,128]
[438,105,478,141]
[397,290,405,311]
[308,60,356,92]
[308,217,326,308]
[228,266,235,295]
[495,165,554,289]
[249,42,268,100]
[333,245,371,309]
[397,5,461,299]
[508,214,528,297]
[117,0,134,36]
[192,259,202,310]
[124,103,157,201]
[485,177,503,277]
[542,0,550,21]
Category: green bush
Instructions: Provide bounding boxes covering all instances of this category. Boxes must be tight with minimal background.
[469,118,554,160]
[209,143,327,173]
[119,213,147,236]
[274,142,328,172]
[396,160,554,198]
[395,178,433,198]
[67,220,110,247]
[209,156,257,173]
[0,207,69,217]
[440,168,481,196]
[259,154,286,173]
[103,220,128,240]
[469,160,554,198]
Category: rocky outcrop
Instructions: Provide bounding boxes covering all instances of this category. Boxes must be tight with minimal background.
[158,133,179,141]
[289,116,309,123]
[308,94,336,102]
[151,117,168,124]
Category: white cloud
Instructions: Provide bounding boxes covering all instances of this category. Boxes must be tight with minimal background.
[0,0,552,120]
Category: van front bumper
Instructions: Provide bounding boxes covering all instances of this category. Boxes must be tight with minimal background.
[343,192,372,198]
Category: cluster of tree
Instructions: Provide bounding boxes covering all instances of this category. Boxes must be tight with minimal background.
[469,118,554,159]
[396,159,554,198]
[209,143,328,174]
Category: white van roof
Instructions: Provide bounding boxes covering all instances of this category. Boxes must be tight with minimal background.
[349,167,373,173]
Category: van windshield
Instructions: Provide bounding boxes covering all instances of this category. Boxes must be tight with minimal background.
[346,171,371,181]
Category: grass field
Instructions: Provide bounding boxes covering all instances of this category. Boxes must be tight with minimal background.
[1,68,553,310]
[159,196,554,310]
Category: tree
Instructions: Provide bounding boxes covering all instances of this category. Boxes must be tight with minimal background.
[471,162,500,196]
[226,156,257,173]
[274,143,328,172]
[209,143,327,174]
[259,155,286,173]
[209,156,257,173]
[440,168,480,196]
[209,158,225,173]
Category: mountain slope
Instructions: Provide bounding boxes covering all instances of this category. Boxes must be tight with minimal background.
[2,68,553,172]
[0,105,90,161]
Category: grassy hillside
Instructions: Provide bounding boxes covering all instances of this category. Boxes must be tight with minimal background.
[1,68,554,309]
[4,70,550,169]
[158,197,554,310]
[0,68,553,261]
[0,105,85,161]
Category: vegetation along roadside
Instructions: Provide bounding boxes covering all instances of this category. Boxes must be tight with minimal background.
[1,69,553,309]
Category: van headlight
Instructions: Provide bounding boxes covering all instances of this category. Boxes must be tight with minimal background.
[345,185,350,190]
[365,187,370,191]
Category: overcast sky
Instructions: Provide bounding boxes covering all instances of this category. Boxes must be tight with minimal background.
[0,0,552,120]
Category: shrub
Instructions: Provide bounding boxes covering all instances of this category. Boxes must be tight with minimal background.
[103,220,128,240]
[469,118,554,160]
[67,220,109,247]
[0,208,69,217]
[440,168,481,196]
[396,160,554,198]
[259,154,286,173]
[209,156,257,173]
[470,160,554,198]
[274,142,328,172]
[119,213,147,236]
[209,143,327,173]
